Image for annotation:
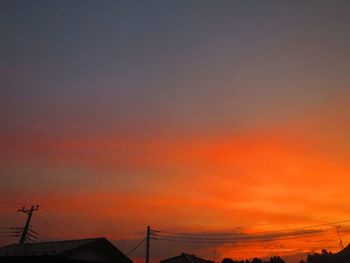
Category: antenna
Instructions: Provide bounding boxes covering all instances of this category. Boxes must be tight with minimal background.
[336,226,344,250]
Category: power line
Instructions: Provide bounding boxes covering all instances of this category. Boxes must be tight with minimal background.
[1,204,20,244]
[2,204,84,238]
[34,213,76,240]
[40,206,84,237]
[127,237,147,256]
[152,226,350,241]
[1,204,84,243]
[150,225,350,245]
[154,229,346,244]
[152,230,344,245]
[153,219,350,237]
[27,230,52,242]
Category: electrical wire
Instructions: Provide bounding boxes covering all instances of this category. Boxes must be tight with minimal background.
[153,219,350,237]
[152,226,350,241]
[150,224,350,245]
[1,204,84,243]
[34,213,75,240]
[28,229,52,242]
[127,237,147,256]
[40,206,84,237]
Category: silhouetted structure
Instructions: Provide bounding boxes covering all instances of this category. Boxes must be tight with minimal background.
[17,205,39,244]
[0,237,133,263]
[221,256,285,263]
[305,244,350,263]
[161,253,214,263]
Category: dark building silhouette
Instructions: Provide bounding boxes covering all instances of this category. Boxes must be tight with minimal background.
[307,244,350,263]
[160,253,214,263]
[0,237,133,263]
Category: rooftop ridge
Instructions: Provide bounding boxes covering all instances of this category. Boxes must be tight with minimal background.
[0,237,105,248]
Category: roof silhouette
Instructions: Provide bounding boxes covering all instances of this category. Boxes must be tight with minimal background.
[0,238,103,257]
[160,252,214,263]
[0,237,133,263]
[327,243,350,263]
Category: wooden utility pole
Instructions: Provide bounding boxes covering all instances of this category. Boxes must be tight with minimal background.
[146,226,150,263]
[18,205,39,244]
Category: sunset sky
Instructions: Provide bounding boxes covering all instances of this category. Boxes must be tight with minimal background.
[1,1,350,263]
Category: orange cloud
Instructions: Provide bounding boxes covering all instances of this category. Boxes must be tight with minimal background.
[1,101,350,262]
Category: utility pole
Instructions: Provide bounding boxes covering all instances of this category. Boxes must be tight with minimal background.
[146,226,150,263]
[18,205,39,244]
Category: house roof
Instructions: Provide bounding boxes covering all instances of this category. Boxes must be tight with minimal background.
[0,237,132,263]
[327,243,350,263]
[160,253,214,263]
[0,238,104,257]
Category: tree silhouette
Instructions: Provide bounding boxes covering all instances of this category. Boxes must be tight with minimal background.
[251,258,262,263]
[269,256,285,263]
[306,249,333,263]
[221,255,286,263]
